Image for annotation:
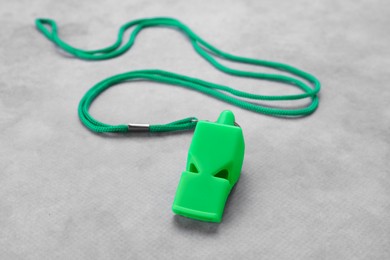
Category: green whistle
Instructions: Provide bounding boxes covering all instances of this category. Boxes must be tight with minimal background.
[172,110,245,222]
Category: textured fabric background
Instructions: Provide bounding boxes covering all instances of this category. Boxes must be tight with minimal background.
[1,0,389,259]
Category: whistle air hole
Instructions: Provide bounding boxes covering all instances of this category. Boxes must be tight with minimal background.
[214,169,229,182]
[189,163,199,173]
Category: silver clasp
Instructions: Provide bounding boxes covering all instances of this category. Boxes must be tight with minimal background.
[128,123,150,132]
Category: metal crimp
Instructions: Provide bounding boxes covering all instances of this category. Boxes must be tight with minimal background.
[128,123,150,132]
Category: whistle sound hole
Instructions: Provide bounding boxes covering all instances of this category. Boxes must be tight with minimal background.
[214,169,229,181]
[189,163,199,173]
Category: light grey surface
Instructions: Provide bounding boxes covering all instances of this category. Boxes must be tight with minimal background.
[1,0,390,259]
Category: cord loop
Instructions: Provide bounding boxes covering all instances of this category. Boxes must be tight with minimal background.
[35,17,320,133]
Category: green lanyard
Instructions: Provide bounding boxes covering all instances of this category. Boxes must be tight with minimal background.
[35,17,320,133]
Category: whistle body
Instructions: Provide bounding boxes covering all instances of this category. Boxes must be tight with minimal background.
[172,110,245,222]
